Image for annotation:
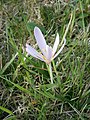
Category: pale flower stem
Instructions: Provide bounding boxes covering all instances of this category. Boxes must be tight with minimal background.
[49,63,53,84]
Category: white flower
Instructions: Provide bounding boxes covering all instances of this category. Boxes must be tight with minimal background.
[26,27,66,64]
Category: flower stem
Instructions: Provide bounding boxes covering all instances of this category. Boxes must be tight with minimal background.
[49,63,53,84]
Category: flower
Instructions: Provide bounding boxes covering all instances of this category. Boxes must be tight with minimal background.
[26,27,66,64]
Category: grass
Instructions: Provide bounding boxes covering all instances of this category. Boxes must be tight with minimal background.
[0,0,90,119]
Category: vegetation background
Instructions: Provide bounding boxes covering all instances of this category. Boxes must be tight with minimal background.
[0,0,90,119]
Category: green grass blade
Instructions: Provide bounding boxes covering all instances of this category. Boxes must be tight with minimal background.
[0,106,14,115]
[1,53,18,75]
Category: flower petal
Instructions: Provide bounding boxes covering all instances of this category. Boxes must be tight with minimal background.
[53,38,66,59]
[53,33,59,55]
[34,27,47,56]
[26,44,44,61]
[46,45,53,61]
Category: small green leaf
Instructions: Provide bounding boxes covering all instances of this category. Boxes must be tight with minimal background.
[27,22,46,34]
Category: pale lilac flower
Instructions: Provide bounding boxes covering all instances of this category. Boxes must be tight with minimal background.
[26,27,66,64]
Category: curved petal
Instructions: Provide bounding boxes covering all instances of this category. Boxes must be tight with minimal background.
[53,33,59,55]
[34,27,47,56]
[53,38,66,59]
[26,44,44,61]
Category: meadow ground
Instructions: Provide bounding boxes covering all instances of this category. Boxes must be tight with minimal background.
[0,0,90,120]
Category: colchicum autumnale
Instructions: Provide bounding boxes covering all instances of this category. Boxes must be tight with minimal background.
[26,27,66,64]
